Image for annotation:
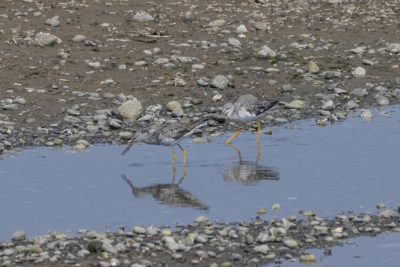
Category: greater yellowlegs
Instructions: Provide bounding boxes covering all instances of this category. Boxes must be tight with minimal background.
[121,117,221,177]
[221,98,279,145]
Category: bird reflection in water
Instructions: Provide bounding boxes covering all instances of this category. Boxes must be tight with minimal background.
[121,174,208,210]
[224,144,279,185]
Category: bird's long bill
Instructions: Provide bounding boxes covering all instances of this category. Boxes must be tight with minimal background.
[121,142,134,156]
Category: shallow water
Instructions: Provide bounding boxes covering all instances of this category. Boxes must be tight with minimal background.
[1,106,400,240]
[279,233,400,267]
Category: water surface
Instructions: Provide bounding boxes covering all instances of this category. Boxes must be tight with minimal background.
[0,106,400,239]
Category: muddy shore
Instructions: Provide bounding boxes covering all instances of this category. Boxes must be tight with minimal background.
[0,0,399,153]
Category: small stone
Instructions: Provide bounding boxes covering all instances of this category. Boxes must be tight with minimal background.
[257,208,266,215]
[72,35,87,42]
[12,230,26,241]
[350,88,368,97]
[119,132,133,140]
[360,110,373,121]
[308,61,320,74]
[284,100,305,109]
[377,203,386,209]
[352,67,366,77]
[236,24,248,34]
[35,32,62,46]
[195,215,208,224]
[45,16,60,27]
[376,95,389,106]
[272,203,281,211]
[183,11,193,21]
[254,21,269,31]
[109,119,122,129]
[133,226,146,234]
[379,210,398,218]
[322,100,335,110]
[166,101,184,117]
[300,253,316,263]
[228,37,241,48]
[87,240,103,253]
[118,99,142,120]
[211,75,229,89]
[257,45,276,58]
[283,239,299,249]
[209,19,225,27]
[344,100,359,110]
[133,11,154,22]
[254,244,269,254]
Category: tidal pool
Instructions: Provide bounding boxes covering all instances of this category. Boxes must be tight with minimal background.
[0,106,400,240]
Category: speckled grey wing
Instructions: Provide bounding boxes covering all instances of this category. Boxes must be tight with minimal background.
[245,100,279,116]
[168,118,210,141]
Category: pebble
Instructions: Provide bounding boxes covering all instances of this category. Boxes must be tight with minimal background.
[118,99,142,120]
[254,244,269,254]
[133,11,154,22]
[45,16,60,27]
[300,253,316,263]
[283,239,299,249]
[211,75,229,89]
[72,35,87,42]
[352,66,366,77]
[284,100,306,109]
[195,215,209,224]
[376,95,389,106]
[133,226,146,234]
[350,88,368,97]
[236,24,247,34]
[360,110,373,121]
[166,101,184,117]
[35,32,62,46]
[308,61,320,74]
[12,230,26,241]
[257,45,276,58]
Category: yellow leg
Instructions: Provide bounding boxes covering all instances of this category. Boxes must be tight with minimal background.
[225,129,241,145]
[177,143,187,179]
[171,146,177,179]
[257,141,261,161]
[227,144,242,161]
[256,122,261,144]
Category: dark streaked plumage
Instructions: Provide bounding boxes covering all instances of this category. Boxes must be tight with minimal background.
[222,99,279,121]
[121,117,217,156]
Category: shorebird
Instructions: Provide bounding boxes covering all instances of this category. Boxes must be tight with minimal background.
[221,98,279,145]
[121,117,222,177]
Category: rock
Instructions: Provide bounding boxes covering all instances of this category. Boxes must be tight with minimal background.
[211,75,229,89]
[377,202,386,209]
[300,253,316,263]
[254,21,269,31]
[109,119,122,129]
[283,239,299,249]
[321,71,341,79]
[166,101,184,117]
[209,19,225,27]
[386,43,400,53]
[236,24,248,34]
[344,100,359,110]
[272,203,281,211]
[350,46,366,54]
[379,210,398,218]
[257,45,276,58]
[376,95,389,106]
[133,11,154,22]
[45,16,60,27]
[12,230,26,241]
[118,99,142,120]
[119,132,132,140]
[228,37,241,48]
[360,110,373,121]
[87,240,103,253]
[195,215,208,224]
[35,32,62,46]
[350,88,368,97]
[322,100,335,110]
[254,244,269,254]
[72,35,87,42]
[257,208,266,215]
[308,61,320,74]
[133,226,146,234]
[352,66,366,77]
[183,11,193,22]
[284,100,305,109]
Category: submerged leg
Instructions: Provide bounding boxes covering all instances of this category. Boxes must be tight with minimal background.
[257,141,261,161]
[177,143,187,178]
[225,129,241,145]
[171,146,177,179]
[256,121,261,144]
[226,143,242,162]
